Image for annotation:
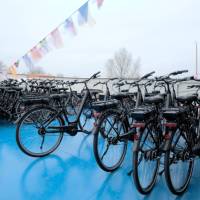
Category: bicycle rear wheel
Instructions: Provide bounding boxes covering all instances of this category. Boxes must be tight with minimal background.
[16,105,64,157]
[164,129,194,195]
[93,109,128,172]
[133,123,160,194]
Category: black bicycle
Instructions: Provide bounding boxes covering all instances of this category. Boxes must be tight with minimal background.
[92,71,156,172]
[16,72,101,157]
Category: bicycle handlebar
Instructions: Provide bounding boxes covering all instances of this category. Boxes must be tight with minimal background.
[140,71,155,80]
[169,70,188,76]
[91,71,101,79]
[85,71,101,82]
[93,77,117,87]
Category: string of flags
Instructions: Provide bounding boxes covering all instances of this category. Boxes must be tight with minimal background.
[9,0,104,75]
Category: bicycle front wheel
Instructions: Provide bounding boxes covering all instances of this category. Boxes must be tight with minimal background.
[93,109,128,172]
[16,105,64,157]
[164,129,194,195]
[133,123,160,194]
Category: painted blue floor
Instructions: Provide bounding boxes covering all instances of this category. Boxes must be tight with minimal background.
[0,121,200,200]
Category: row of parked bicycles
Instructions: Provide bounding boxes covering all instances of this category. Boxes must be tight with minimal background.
[1,70,200,195]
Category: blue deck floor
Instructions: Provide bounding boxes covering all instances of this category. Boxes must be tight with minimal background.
[0,121,200,200]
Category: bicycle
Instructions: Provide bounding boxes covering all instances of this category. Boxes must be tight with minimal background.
[16,72,101,157]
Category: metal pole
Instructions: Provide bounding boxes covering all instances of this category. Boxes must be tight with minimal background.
[196,41,198,78]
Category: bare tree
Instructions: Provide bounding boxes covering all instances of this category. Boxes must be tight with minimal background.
[105,48,140,78]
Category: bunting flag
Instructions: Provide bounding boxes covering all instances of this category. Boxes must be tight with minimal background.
[78,2,96,26]
[8,60,19,75]
[64,18,77,36]
[39,39,51,55]
[23,54,34,70]
[30,47,43,61]
[8,65,17,75]
[96,0,104,8]
[14,60,19,68]
[10,0,105,71]
[51,29,64,49]
[78,2,89,25]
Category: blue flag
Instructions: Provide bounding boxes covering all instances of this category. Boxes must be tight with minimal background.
[23,54,34,70]
[78,2,88,25]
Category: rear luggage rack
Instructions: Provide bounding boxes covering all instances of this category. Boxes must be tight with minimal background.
[130,107,155,121]
[92,99,119,112]
[162,107,187,120]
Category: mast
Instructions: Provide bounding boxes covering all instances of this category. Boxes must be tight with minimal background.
[195,41,198,78]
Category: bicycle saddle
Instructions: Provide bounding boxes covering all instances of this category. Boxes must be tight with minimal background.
[130,106,155,121]
[176,94,197,104]
[10,87,23,91]
[82,89,103,95]
[162,107,188,120]
[111,93,131,100]
[20,97,49,105]
[144,95,164,104]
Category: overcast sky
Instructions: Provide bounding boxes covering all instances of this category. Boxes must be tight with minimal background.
[0,0,200,77]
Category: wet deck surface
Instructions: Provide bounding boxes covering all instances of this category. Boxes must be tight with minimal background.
[0,121,200,200]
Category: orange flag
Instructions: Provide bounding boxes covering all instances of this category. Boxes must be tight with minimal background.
[30,47,43,61]
[8,65,17,75]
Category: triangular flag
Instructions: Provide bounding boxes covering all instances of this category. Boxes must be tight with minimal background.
[78,2,89,25]
[96,0,104,8]
[14,60,19,68]
[51,29,64,49]
[64,18,77,36]
[30,47,43,61]
[23,54,34,70]
[8,65,17,75]
[39,39,52,54]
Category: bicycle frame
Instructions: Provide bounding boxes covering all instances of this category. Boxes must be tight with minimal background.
[45,81,94,134]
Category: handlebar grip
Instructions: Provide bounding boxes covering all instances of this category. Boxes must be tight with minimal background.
[187,76,194,81]
[93,71,101,78]
[87,71,101,82]
[179,70,189,74]
[169,70,188,76]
